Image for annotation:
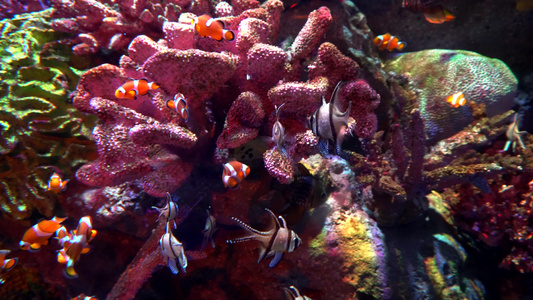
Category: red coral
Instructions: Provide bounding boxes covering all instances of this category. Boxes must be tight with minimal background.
[268,77,329,116]
[263,147,294,184]
[216,92,265,149]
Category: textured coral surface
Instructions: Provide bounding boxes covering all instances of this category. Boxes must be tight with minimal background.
[0,10,96,220]
[385,49,517,144]
[2,0,532,299]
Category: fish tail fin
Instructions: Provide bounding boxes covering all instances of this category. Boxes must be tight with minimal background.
[64,265,79,279]
[3,258,17,271]
[443,9,455,21]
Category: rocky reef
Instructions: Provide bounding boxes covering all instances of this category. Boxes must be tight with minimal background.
[1,0,532,299]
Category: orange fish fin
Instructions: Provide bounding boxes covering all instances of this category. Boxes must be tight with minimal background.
[216,20,225,28]
[4,258,17,270]
[64,266,79,279]
[81,247,91,254]
[443,9,455,21]
[29,243,42,251]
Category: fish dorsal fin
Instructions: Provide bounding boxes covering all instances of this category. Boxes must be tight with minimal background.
[217,20,225,28]
[264,209,281,230]
[329,81,344,106]
[275,103,285,121]
[277,216,287,229]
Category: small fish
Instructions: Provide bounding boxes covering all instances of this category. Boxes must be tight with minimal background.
[402,0,454,24]
[58,217,96,278]
[222,161,251,189]
[71,294,97,300]
[373,33,406,51]
[20,216,66,251]
[272,103,286,152]
[201,209,217,250]
[159,222,187,274]
[504,113,527,153]
[227,208,302,268]
[166,93,189,121]
[308,81,351,156]
[55,226,73,249]
[0,250,17,284]
[446,92,467,108]
[48,172,68,193]
[192,14,235,41]
[115,79,159,100]
[152,193,179,229]
[284,286,311,300]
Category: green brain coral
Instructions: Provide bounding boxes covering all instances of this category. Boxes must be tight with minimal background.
[0,10,96,220]
[385,49,517,144]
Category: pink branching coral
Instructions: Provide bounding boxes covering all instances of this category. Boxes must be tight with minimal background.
[49,0,181,55]
[69,2,388,297]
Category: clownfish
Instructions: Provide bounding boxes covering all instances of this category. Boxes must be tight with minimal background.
[373,33,406,51]
[227,209,302,268]
[152,193,179,229]
[20,216,66,251]
[48,172,68,193]
[192,14,235,41]
[402,0,454,24]
[166,93,189,121]
[0,250,17,284]
[159,222,187,274]
[55,226,73,249]
[446,92,467,108]
[222,161,250,189]
[308,81,351,156]
[284,286,312,300]
[115,79,159,100]
[59,216,96,278]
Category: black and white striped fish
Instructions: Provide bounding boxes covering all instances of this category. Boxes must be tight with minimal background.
[272,103,286,153]
[152,193,179,229]
[159,222,187,274]
[307,81,351,156]
[227,209,302,268]
[284,286,312,300]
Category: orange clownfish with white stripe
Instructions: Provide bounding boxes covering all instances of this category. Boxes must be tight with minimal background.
[20,216,66,251]
[0,249,17,284]
[48,172,68,193]
[192,14,235,41]
[58,216,97,278]
[166,93,189,121]
[446,92,467,108]
[222,161,250,189]
[373,33,406,51]
[115,79,159,100]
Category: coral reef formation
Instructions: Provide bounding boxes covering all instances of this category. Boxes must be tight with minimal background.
[2,0,532,299]
[385,49,518,144]
[0,10,95,220]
